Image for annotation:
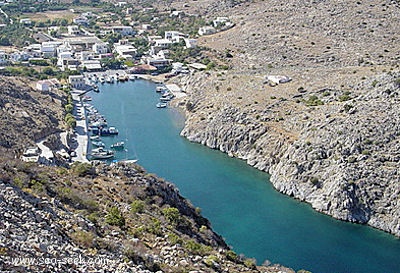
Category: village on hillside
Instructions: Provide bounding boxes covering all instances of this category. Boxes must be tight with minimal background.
[0,0,235,91]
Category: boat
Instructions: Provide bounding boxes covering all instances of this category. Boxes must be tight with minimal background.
[160,97,171,102]
[105,76,114,84]
[111,141,125,149]
[156,102,167,108]
[156,86,167,92]
[100,126,119,136]
[91,147,105,153]
[90,135,101,140]
[118,75,128,82]
[128,75,136,81]
[92,141,105,147]
[90,150,114,160]
[99,77,105,84]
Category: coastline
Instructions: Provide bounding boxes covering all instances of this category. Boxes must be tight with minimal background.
[71,89,89,163]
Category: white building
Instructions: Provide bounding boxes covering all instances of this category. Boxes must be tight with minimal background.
[36,78,60,92]
[78,51,94,61]
[93,43,109,54]
[114,44,137,59]
[41,41,61,58]
[67,25,80,35]
[146,57,171,68]
[198,26,216,36]
[73,16,89,25]
[68,75,85,89]
[19,18,31,25]
[112,26,135,36]
[154,39,173,48]
[184,38,197,48]
[81,60,102,71]
[9,51,32,62]
[165,31,185,43]
[213,17,230,28]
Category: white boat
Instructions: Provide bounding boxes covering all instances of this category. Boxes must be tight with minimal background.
[90,135,101,141]
[105,76,114,84]
[156,102,167,108]
[92,141,105,147]
[120,159,138,164]
[90,150,115,160]
[100,77,105,84]
[160,97,171,102]
[111,141,125,149]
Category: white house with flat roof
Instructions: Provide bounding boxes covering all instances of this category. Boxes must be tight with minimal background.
[67,25,80,35]
[165,31,185,43]
[93,43,109,54]
[112,26,135,36]
[36,78,60,92]
[68,75,85,89]
[114,44,137,59]
[19,18,31,25]
[81,60,102,71]
[198,26,216,36]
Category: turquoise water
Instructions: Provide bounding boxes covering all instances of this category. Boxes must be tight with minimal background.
[90,79,400,273]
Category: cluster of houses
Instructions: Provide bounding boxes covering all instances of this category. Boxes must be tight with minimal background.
[0,7,234,88]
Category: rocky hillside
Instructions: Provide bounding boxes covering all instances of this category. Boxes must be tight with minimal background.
[169,0,400,236]
[0,159,293,273]
[0,76,65,155]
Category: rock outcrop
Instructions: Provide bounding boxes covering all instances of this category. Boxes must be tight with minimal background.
[178,71,400,237]
[0,76,64,153]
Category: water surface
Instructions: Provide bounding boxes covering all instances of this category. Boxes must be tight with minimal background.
[89,80,400,273]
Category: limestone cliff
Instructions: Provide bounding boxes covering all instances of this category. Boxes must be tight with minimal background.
[177,71,400,237]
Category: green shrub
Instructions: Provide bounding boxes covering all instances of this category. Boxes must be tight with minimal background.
[167,233,183,245]
[162,207,181,226]
[226,250,238,262]
[338,95,351,102]
[305,95,324,106]
[147,218,162,236]
[64,104,73,113]
[130,200,145,214]
[105,206,125,227]
[204,255,219,268]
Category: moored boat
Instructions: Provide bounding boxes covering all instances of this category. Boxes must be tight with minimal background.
[90,135,101,141]
[111,141,125,149]
[160,97,171,102]
[90,150,115,160]
[92,141,105,147]
[156,102,167,108]
[100,126,119,136]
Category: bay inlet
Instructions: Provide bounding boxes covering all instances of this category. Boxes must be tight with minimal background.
[89,79,400,273]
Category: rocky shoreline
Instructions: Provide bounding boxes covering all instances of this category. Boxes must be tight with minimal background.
[175,71,400,237]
